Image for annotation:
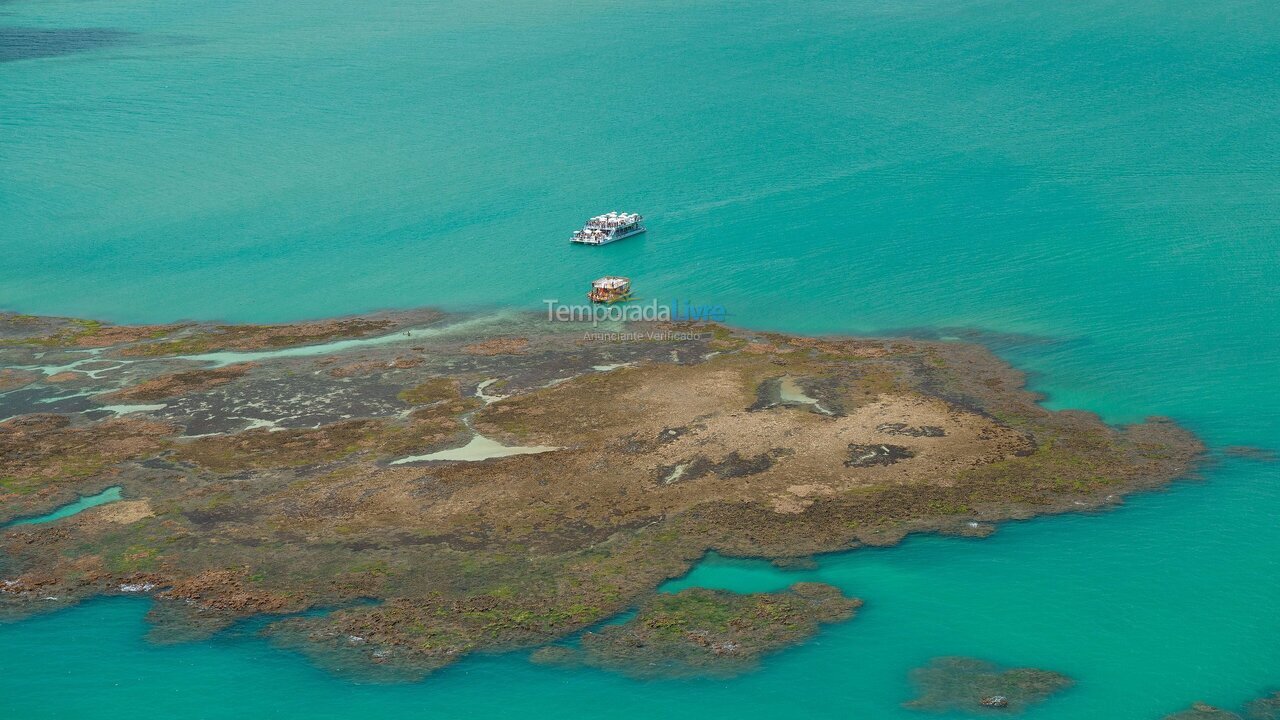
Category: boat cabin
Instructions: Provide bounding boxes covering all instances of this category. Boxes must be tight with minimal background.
[570,211,647,245]
[588,276,632,303]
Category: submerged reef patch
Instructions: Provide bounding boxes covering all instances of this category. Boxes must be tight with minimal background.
[1163,702,1244,720]
[1222,446,1278,463]
[0,27,133,63]
[1246,692,1280,719]
[1161,691,1280,720]
[905,656,1073,714]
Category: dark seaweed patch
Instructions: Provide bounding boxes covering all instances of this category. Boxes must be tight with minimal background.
[182,505,261,528]
[0,27,133,63]
[877,423,946,437]
[687,449,788,480]
[657,426,690,444]
[845,443,914,467]
[748,377,781,412]
[0,386,97,421]
[656,449,789,485]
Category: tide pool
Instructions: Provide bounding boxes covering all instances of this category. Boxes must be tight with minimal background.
[2,0,1278,717]
[389,433,562,463]
[5,487,123,527]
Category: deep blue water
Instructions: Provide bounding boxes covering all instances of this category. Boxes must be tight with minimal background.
[2,0,1278,717]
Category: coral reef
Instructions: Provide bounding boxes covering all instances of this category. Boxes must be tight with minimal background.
[0,309,1203,679]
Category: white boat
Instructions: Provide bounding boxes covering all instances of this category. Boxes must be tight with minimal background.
[570,211,646,245]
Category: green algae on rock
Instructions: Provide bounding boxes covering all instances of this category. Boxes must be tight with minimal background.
[538,583,859,679]
[397,377,461,405]
[904,656,1073,714]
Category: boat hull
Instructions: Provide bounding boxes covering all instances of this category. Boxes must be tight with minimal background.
[570,226,647,245]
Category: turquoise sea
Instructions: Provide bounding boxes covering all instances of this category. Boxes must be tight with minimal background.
[2,0,1279,717]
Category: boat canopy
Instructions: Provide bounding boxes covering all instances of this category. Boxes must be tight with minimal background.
[591,276,630,289]
[585,211,641,229]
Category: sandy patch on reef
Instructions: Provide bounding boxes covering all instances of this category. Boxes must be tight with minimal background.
[94,500,154,524]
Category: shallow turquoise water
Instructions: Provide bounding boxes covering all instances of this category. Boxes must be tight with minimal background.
[2,0,1279,717]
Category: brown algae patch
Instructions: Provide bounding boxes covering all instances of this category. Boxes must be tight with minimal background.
[905,656,1073,713]
[0,369,39,392]
[0,414,171,503]
[462,337,530,356]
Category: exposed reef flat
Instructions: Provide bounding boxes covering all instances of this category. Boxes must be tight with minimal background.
[0,310,434,356]
[905,656,1073,713]
[0,309,1203,679]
